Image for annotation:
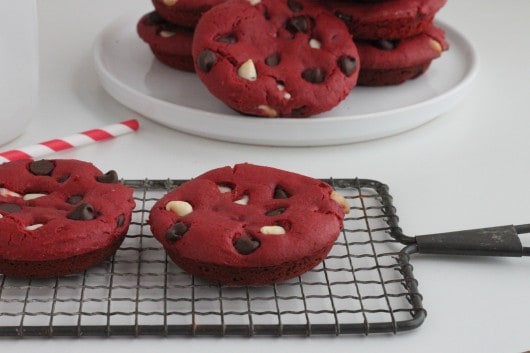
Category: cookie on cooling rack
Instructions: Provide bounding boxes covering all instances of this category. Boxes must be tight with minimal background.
[0,159,135,278]
[355,24,449,85]
[192,0,360,117]
[137,11,195,72]
[148,163,350,286]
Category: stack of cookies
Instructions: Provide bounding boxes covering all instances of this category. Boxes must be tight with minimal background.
[137,0,448,117]
[320,0,449,86]
[137,0,361,117]
[137,0,226,72]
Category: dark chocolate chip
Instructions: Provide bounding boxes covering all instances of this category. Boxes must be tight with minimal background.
[97,170,119,184]
[372,39,400,51]
[273,186,290,199]
[29,160,55,176]
[290,106,307,117]
[67,203,96,221]
[146,11,166,26]
[197,50,217,72]
[57,174,70,183]
[265,53,280,66]
[302,68,325,83]
[166,222,188,242]
[216,34,236,44]
[335,11,352,23]
[266,207,287,216]
[0,203,22,213]
[234,235,260,255]
[286,16,309,34]
[158,24,182,35]
[148,12,189,34]
[117,214,125,227]
[338,56,357,77]
[66,195,83,205]
[287,0,303,12]
[262,8,271,20]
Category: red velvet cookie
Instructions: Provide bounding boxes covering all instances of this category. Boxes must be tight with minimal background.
[137,11,195,72]
[152,0,227,28]
[149,163,350,286]
[323,0,447,40]
[0,159,135,278]
[192,0,360,117]
[355,24,449,86]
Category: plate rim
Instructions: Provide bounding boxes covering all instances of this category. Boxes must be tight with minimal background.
[93,11,479,145]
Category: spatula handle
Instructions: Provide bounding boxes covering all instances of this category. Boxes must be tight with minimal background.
[415,224,530,257]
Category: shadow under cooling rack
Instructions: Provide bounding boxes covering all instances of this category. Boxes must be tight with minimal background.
[0,178,425,337]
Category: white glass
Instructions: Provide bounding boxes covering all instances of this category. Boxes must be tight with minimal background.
[0,0,39,145]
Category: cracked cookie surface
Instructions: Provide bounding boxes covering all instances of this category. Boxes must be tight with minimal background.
[322,0,447,40]
[0,159,135,277]
[149,163,349,285]
[192,0,360,117]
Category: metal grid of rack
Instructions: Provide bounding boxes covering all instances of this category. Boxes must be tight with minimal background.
[0,178,425,337]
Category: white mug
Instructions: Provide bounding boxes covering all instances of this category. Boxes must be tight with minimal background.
[0,0,39,146]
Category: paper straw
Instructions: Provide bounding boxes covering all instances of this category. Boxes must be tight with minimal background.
[0,119,139,164]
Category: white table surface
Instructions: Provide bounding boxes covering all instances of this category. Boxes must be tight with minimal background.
[2,0,530,351]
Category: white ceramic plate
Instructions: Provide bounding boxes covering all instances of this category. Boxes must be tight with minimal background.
[93,12,478,146]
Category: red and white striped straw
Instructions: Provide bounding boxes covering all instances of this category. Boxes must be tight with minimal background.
[0,119,139,164]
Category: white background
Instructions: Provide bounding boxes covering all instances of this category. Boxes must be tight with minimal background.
[2,0,530,351]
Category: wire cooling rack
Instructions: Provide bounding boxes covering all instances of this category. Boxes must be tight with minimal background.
[0,178,425,337]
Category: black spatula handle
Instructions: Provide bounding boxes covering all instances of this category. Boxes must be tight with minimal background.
[415,224,530,257]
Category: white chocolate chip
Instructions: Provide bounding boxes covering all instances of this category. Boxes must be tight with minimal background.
[237,59,257,81]
[165,200,193,216]
[23,193,47,201]
[234,195,249,205]
[309,38,321,49]
[277,84,291,100]
[0,188,21,198]
[330,191,350,214]
[260,225,286,235]
[159,30,176,38]
[0,214,3,219]
[218,185,232,193]
[430,39,443,53]
[258,105,278,117]
[248,0,261,4]
[163,0,178,6]
[25,224,43,231]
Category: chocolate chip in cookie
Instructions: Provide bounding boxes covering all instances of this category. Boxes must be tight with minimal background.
[67,203,96,221]
[234,235,260,255]
[0,203,22,213]
[96,170,119,184]
[166,222,189,242]
[29,160,55,176]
